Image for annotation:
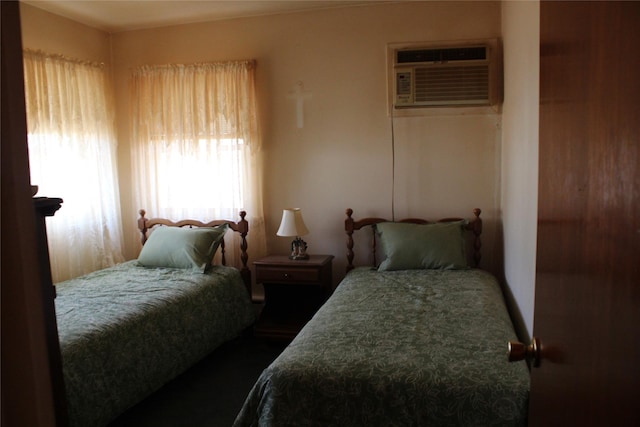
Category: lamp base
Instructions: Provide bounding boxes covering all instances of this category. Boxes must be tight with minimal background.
[289,237,309,260]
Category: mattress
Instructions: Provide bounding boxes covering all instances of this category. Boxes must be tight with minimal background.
[56,260,255,427]
[234,267,529,426]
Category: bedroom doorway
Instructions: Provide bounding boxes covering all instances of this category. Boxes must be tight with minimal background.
[530,1,639,425]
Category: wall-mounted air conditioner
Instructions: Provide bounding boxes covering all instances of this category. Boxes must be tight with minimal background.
[388,39,502,110]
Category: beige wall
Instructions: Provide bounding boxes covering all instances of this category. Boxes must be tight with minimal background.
[20,3,111,64]
[111,1,503,282]
[500,0,539,339]
[19,1,539,330]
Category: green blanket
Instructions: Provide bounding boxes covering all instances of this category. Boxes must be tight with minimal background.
[234,268,529,426]
[56,260,255,427]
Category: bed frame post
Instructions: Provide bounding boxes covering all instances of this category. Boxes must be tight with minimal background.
[471,208,482,267]
[138,209,149,245]
[237,211,251,297]
[345,208,355,272]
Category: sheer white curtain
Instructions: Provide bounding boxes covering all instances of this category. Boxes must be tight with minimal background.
[130,60,266,267]
[23,50,124,282]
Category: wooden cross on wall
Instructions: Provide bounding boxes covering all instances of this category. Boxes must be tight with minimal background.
[288,81,312,129]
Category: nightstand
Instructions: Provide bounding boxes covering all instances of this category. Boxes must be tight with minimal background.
[253,254,334,342]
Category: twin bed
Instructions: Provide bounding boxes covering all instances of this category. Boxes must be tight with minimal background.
[55,211,255,427]
[56,207,529,427]
[234,208,530,426]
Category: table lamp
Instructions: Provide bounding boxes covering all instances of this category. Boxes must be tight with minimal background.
[276,208,310,260]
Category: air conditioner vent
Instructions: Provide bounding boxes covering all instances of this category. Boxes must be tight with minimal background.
[397,46,487,64]
[414,65,489,105]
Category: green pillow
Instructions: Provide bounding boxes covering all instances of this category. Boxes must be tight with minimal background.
[138,224,228,272]
[376,221,468,271]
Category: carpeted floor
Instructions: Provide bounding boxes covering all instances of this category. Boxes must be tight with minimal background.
[107,335,286,427]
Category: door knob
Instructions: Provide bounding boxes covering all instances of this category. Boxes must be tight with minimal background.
[508,337,541,367]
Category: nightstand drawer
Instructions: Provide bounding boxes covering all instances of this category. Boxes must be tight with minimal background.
[256,267,319,283]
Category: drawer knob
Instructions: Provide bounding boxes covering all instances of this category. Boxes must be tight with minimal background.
[283,273,291,279]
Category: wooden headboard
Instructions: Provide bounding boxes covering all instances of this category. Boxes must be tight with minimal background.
[137,210,250,294]
[344,208,483,272]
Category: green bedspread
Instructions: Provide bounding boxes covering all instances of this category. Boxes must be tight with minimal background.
[55,260,255,427]
[234,267,529,427]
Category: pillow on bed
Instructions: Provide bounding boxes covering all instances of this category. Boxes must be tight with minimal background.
[376,221,468,271]
[137,224,228,272]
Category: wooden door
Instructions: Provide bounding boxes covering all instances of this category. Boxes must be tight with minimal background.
[1,2,65,425]
[532,1,640,425]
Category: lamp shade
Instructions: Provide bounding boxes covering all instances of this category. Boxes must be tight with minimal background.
[276,208,309,237]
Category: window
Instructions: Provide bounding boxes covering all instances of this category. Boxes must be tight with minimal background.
[23,50,124,282]
[130,61,266,266]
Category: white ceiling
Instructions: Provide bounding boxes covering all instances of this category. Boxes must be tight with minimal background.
[22,0,385,33]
